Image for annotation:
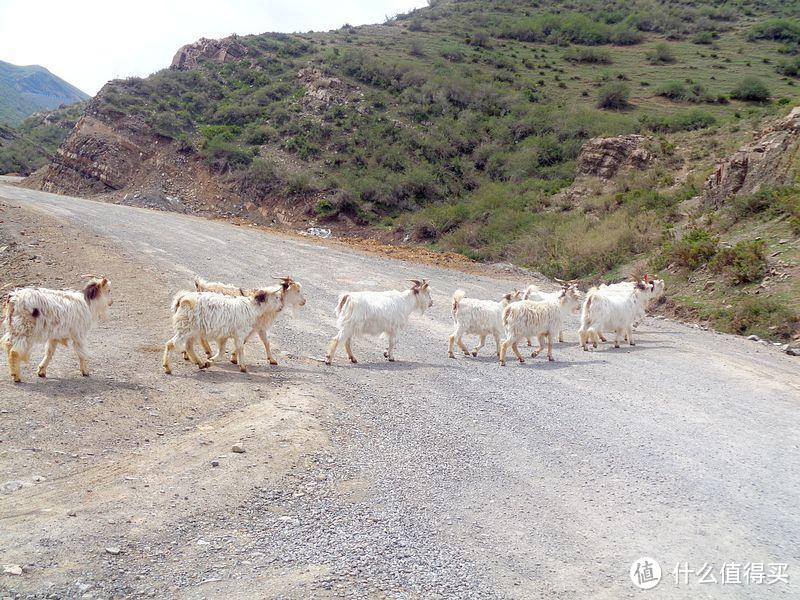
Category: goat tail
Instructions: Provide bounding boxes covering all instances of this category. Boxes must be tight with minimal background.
[335,294,350,317]
[171,291,195,313]
[194,276,208,291]
[451,289,466,313]
[502,304,512,328]
[583,295,593,327]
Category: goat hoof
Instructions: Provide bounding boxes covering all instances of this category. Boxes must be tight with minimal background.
[230,358,238,365]
[325,359,332,366]
[239,367,247,373]
[269,359,278,365]
[37,369,46,378]
[388,357,395,362]
[81,372,89,377]
[548,356,554,362]
[614,344,620,349]
[11,376,21,383]
[500,362,506,367]
[630,342,636,346]
[518,358,525,364]
[199,361,211,369]
[449,354,456,359]
[471,351,478,357]
[350,358,358,364]
[164,369,172,375]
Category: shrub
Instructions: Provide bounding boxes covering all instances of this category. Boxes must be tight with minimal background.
[655,81,712,103]
[646,42,676,64]
[776,57,800,78]
[664,228,718,270]
[640,109,716,133]
[731,77,771,102]
[726,296,799,339]
[563,47,612,64]
[748,18,800,44]
[596,82,630,110]
[710,240,768,284]
[237,158,279,196]
[692,31,716,45]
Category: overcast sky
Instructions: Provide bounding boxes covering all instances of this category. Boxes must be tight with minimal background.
[0,0,428,95]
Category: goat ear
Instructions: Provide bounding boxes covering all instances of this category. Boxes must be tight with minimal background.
[421,279,429,288]
[254,291,268,303]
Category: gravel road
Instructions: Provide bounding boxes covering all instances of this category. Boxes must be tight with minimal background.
[0,183,798,599]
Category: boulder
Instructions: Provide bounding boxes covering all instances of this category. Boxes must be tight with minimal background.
[704,106,800,207]
[575,134,653,179]
[171,37,249,71]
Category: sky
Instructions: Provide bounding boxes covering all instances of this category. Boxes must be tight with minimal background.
[0,0,428,95]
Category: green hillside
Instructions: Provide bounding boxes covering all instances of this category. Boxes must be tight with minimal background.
[0,60,89,126]
[32,0,800,339]
[0,101,86,175]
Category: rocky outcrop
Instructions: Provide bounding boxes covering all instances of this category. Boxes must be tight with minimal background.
[575,134,653,179]
[34,111,156,193]
[704,106,800,207]
[170,37,249,71]
[297,67,363,112]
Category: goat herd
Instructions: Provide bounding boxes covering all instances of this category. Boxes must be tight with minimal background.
[0,273,664,383]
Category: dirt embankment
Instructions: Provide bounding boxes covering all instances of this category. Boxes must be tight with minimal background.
[0,202,337,597]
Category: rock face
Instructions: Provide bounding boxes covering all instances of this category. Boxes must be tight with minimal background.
[297,67,362,112]
[575,134,653,179]
[171,37,249,71]
[35,109,156,193]
[704,106,800,207]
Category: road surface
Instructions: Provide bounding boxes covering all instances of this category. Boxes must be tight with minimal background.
[0,182,798,599]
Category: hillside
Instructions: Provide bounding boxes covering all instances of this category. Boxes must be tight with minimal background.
[0,101,86,175]
[24,0,800,341]
[0,60,88,126]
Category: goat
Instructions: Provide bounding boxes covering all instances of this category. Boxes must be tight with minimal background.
[325,279,432,365]
[578,281,651,350]
[162,287,282,375]
[499,299,562,365]
[595,276,664,341]
[448,289,521,358]
[523,283,582,343]
[2,277,112,382]
[193,275,305,365]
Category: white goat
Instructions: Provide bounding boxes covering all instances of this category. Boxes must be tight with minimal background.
[163,287,282,374]
[523,283,582,343]
[595,276,664,340]
[2,277,113,382]
[578,281,651,350]
[193,275,306,365]
[499,300,562,365]
[326,279,433,365]
[448,289,521,358]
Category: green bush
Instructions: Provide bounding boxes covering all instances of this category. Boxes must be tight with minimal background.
[692,31,716,45]
[646,42,676,64]
[710,240,768,283]
[497,12,642,46]
[640,109,716,133]
[726,296,799,339]
[597,82,630,110]
[237,158,279,196]
[776,57,800,78]
[748,18,800,44]
[730,77,771,102]
[563,47,612,64]
[664,228,718,270]
[655,81,711,103]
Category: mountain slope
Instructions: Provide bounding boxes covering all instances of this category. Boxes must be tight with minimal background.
[26,0,800,340]
[0,60,89,126]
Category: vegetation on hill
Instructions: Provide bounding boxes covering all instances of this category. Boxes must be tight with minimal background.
[0,102,86,175]
[25,0,800,339]
[0,61,88,126]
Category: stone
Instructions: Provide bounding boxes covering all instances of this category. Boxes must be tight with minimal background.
[575,134,653,179]
[211,460,220,467]
[171,37,249,71]
[3,564,23,575]
[747,335,760,341]
[105,547,121,555]
[231,444,245,454]
[704,106,800,207]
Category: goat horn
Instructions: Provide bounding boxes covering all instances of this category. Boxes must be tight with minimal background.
[407,279,422,286]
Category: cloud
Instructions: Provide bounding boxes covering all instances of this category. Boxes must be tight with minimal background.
[0,0,427,94]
